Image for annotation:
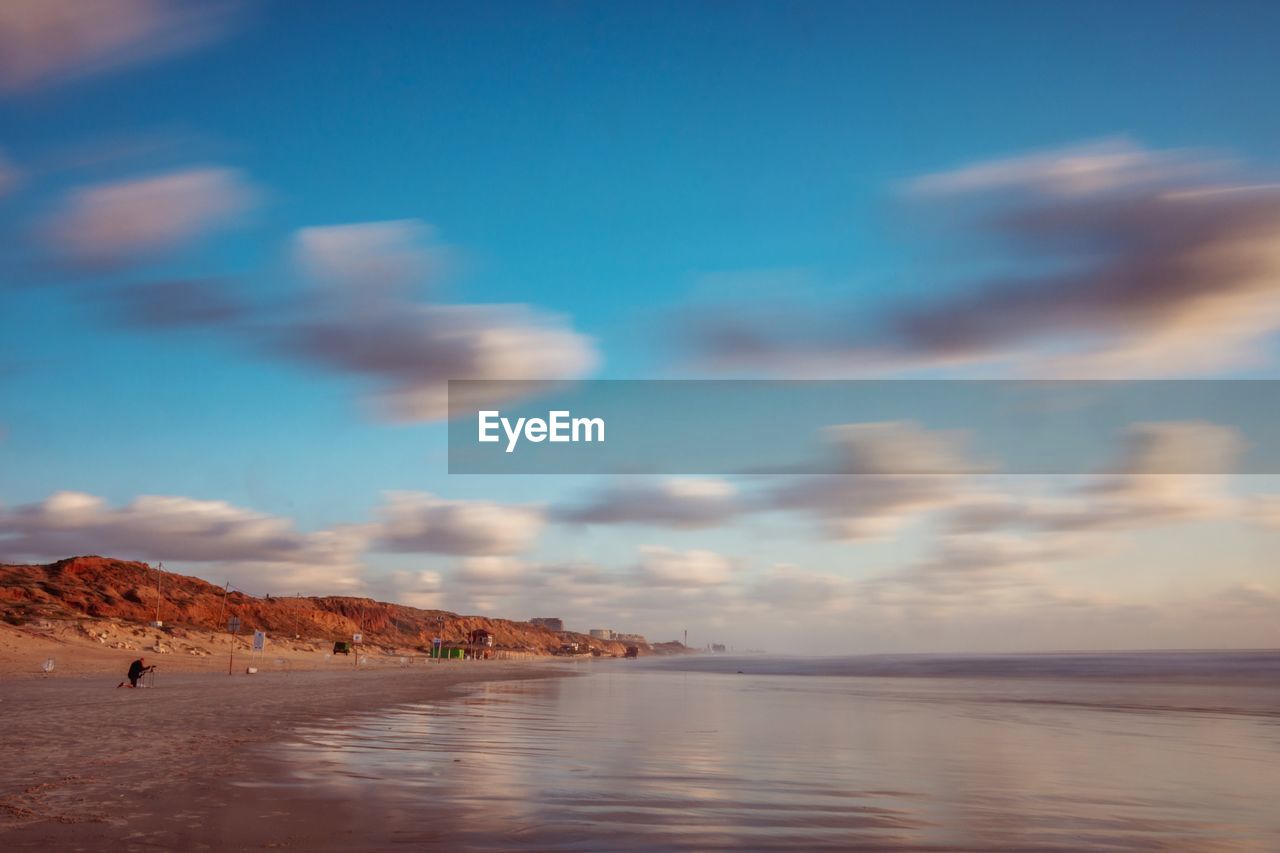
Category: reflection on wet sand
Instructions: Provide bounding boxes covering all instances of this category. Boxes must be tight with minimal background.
[253,656,1280,849]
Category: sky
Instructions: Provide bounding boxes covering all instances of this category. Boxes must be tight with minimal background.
[2,0,1280,653]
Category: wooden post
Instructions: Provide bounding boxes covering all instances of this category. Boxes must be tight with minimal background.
[227,616,241,676]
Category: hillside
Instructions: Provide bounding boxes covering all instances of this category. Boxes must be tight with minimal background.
[0,556,661,657]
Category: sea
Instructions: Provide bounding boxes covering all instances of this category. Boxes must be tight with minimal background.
[250,651,1280,850]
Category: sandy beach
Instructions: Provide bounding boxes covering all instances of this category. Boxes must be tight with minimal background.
[5,621,1280,850]
[0,657,563,850]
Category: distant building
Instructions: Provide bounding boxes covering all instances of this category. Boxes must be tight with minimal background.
[588,628,614,640]
[614,632,647,644]
[467,628,494,660]
[530,617,564,632]
[711,643,727,653]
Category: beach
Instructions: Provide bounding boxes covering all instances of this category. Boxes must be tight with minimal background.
[5,634,1280,851]
[229,656,1279,850]
[0,660,565,850]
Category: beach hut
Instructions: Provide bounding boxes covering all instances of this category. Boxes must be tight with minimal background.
[467,628,494,659]
[429,642,465,659]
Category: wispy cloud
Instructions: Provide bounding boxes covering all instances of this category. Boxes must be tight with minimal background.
[0,147,20,195]
[39,167,256,268]
[294,221,447,296]
[680,140,1280,379]
[372,491,544,556]
[271,303,597,422]
[949,422,1241,534]
[556,478,742,528]
[0,0,239,92]
[634,545,735,588]
[761,421,989,539]
[264,220,598,422]
[104,279,245,330]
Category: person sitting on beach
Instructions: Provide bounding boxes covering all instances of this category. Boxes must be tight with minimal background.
[117,657,154,689]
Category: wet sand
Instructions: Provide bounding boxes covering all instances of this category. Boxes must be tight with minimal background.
[6,652,1279,850]
[163,658,1280,851]
[0,663,564,851]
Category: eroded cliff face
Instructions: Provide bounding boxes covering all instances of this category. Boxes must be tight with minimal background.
[0,556,635,655]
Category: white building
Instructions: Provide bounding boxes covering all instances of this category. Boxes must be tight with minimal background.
[589,628,614,640]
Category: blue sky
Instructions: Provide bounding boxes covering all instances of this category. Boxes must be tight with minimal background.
[3,1,1280,651]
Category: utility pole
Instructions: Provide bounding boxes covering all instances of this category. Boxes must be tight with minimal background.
[154,562,164,626]
[354,599,366,669]
[215,582,229,630]
[228,615,241,676]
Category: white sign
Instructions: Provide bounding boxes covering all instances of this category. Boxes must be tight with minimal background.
[252,630,265,652]
[352,632,363,643]
[228,616,241,633]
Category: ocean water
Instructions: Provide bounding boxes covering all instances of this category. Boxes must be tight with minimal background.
[255,653,1280,850]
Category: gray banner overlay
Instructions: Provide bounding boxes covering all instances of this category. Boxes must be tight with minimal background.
[447,380,1280,475]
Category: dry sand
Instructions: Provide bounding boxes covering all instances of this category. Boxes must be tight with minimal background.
[0,622,565,850]
[0,616,472,679]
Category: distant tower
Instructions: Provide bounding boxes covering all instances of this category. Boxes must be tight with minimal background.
[684,628,687,648]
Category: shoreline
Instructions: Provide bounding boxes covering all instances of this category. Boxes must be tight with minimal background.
[0,662,567,850]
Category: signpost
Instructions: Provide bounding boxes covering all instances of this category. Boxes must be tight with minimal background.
[228,616,241,676]
[251,630,266,672]
[352,632,362,668]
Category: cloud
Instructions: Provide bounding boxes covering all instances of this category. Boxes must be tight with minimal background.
[0,0,238,92]
[259,220,598,422]
[745,563,855,613]
[367,569,446,611]
[635,546,735,588]
[372,491,544,556]
[762,421,987,539]
[0,490,366,592]
[950,422,1240,534]
[40,167,256,267]
[453,556,530,585]
[822,421,983,474]
[556,478,741,528]
[0,148,19,195]
[53,214,596,423]
[766,475,966,539]
[873,533,1071,602]
[680,140,1280,379]
[906,138,1211,197]
[104,279,245,329]
[1108,421,1244,476]
[293,220,446,295]
[273,302,597,421]
[1206,583,1280,614]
